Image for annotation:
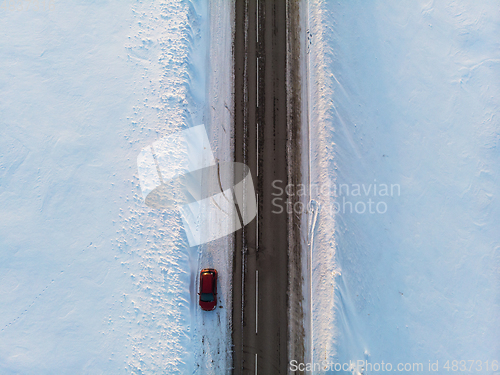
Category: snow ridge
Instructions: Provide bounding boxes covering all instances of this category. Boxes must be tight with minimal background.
[119,1,208,373]
[306,0,342,366]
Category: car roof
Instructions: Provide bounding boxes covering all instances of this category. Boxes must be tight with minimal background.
[201,272,214,293]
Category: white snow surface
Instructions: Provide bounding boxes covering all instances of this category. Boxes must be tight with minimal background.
[0,1,232,374]
[191,1,234,374]
[308,0,499,372]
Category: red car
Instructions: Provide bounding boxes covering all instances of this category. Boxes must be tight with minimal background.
[199,268,218,311]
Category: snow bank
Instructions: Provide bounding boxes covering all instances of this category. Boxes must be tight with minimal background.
[121,0,214,373]
[308,0,499,372]
[305,0,342,367]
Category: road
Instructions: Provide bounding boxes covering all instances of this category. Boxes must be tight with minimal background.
[232,0,304,373]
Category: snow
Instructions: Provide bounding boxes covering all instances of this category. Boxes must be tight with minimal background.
[191,1,234,373]
[0,0,233,374]
[0,1,138,373]
[307,0,500,372]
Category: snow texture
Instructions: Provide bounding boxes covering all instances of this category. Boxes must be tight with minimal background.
[192,1,234,374]
[307,0,499,373]
[0,0,232,374]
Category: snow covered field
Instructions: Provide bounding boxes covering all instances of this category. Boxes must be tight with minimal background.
[308,0,499,373]
[0,0,232,374]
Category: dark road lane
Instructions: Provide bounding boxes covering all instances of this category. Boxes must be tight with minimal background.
[232,1,304,374]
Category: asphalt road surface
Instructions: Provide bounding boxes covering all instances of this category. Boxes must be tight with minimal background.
[232,0,304,373]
